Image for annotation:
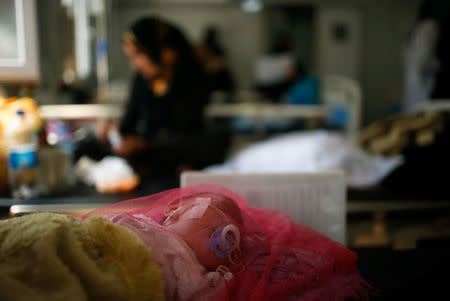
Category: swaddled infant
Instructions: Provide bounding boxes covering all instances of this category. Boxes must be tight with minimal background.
[108,192,243,301]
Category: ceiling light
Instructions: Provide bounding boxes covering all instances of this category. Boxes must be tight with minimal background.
[241,0,262,13]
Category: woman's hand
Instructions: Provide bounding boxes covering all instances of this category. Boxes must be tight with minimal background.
[112,135,147,158]
[96,119,118,142]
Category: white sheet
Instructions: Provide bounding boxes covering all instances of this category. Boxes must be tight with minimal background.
[205,130,403,188]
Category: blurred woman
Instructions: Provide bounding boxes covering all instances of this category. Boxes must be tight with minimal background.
[98,17,229,175]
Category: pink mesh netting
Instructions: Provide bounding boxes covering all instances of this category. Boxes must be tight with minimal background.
[83,184,374,301]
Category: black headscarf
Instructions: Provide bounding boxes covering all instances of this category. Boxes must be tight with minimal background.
[129,16,195,67]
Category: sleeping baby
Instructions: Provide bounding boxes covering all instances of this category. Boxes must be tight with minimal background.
[107,192,244,301]
[0,185,371,301]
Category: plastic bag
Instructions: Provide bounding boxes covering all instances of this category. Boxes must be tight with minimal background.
[75,156,139,194]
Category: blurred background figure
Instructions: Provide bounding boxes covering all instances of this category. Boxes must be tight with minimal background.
[196,26,235,101]
[254,32,295,102]
[404,0,450,111]
[95,16,229,176]
[285,60,319,105]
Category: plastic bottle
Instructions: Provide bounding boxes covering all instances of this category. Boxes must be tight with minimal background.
[5,110,39,199]
[45,119,76,190]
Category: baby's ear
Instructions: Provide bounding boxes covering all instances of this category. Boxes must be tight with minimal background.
[164,198,181,217]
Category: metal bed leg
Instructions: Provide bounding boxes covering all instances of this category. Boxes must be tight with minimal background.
[353,212,391,248]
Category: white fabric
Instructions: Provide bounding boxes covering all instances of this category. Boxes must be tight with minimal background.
[205,130,403,188]
[254,53,294,85]
[404,19,439,112]
[75,156,134,186]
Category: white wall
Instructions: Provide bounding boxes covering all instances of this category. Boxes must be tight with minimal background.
[316,8,361,81]
[360,0,421,123]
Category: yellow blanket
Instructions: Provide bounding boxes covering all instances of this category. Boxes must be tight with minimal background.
[0,213,164,301]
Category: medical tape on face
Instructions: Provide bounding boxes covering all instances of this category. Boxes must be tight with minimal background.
[164,197,212,224]
[183,197,211,219]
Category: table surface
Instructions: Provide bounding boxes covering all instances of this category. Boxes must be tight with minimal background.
[0,177,180,214]
[39,104,122,120]
[347,188,450,213]
[38,103,330,120]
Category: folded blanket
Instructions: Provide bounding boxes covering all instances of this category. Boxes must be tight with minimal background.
[0,213,164,301]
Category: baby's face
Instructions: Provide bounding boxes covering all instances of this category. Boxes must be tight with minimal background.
[164,202,230,270]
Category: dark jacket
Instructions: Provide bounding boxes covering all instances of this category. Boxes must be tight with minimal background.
[120,63,208,142]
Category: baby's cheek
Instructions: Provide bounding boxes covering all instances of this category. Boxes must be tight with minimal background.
[189,237,221,268]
